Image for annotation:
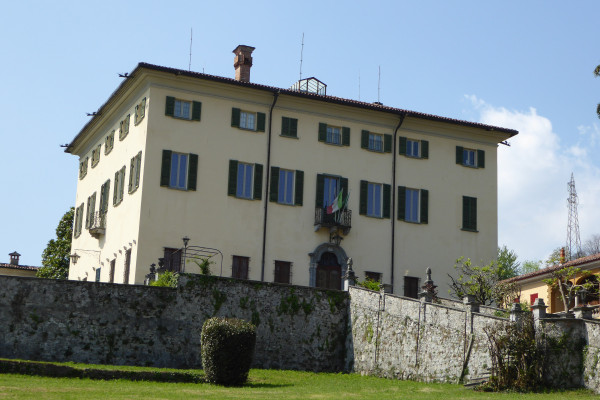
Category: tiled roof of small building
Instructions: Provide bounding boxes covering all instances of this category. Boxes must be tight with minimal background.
[0,263,38,271]
[503,252,600,283]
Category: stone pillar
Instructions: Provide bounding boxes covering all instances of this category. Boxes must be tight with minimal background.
[343,258,356,291]
[573,305,594,319]
[509,302,525,325]
[531,298,547,328]
[463,294,480,313]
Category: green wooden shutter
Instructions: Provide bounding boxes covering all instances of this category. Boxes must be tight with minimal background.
[384,134,392,153]
[462,196,469,229]
[134,105,139,125]
[477,149,485,168]
[359,180,368,215]
[361,130,369,149]
[85,197,90,228]
[270,166,280,202]
[399,137,407,155]
[160,150,172,187]
[383,184,391,218]
[228,160,238,196]
[472,198,477,230]
[257,112,266,132]
[456,146,463,164]
[316,174,325,208]
[341,178,348,201]
[135,151,142,189]
[420,189,429,224]
[295,170,304,206]
[188,153,198,191]
[253,164,263,200]
[421,140,429,159]
[128,157,135,193]
[165,96,175,116]
[342,127,350,146]
[398,186,406,220]
[113,170,119,205]
[231,108,241,127]
[281,117,289,136]
[140,98,146,119]
[290,118,298,137]
[191,101,202,121]
[318,123,327,142]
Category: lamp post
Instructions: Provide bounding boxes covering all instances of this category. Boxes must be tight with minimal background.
[182,236,190,273]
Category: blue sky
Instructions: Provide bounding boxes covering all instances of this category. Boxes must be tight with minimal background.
[2,1,599,268]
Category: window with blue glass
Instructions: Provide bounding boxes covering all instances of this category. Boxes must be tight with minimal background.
[399,137,428,159]
[278,169,294,204]
[174,100,191,119]
[236,162,254,199]
[463,149,476,167]
[456,146,484,168]
[318,123,350,146]
[405,188,420,222]
[270,167,303,206]
[398,186,428,224]
[367,183,382,217]
[323,176,339,206]
[406,140,420,157]
[170,153,188,189]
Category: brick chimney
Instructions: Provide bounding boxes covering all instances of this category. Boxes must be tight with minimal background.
[233,45,255,83]
[9,251,20,266]
[560,247,566,264]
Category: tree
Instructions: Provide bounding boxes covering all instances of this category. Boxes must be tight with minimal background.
[496,245,520,280]
[583,234,600,256]
[543,266,597,312]
[520,260,542,275]
[595,64,600,119]
[37,208,73,279]
[448,257,518,306]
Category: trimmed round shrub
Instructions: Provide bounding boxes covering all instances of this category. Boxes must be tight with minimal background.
[201,317,256,385]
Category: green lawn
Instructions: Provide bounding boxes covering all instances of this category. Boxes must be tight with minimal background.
[0,369,597,400]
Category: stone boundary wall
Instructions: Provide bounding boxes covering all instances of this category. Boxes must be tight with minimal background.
[0,274,348,371]
[348,286,509,383]
[583,320,600,393]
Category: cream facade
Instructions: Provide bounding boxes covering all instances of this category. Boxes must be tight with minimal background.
[66,52,517,296]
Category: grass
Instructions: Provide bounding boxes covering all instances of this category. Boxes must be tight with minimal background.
[0,367,597,400]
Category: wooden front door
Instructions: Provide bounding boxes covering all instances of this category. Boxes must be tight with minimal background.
[316,252,341,290]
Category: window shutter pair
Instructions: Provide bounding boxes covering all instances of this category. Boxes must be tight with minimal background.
[227,159,263,199]
[281,117,298,137]
[361,130,392,153]
[456,146,485,168]
[231,108,265,131]
[315,175,347,208]
[359,181,391,218]
[397,186,429,224]
[269,166,304,205]
[399,137,428,158]
[462,196,477,230]
[160,150,198,191]
[128,152,142,193]
[99,180,110,215]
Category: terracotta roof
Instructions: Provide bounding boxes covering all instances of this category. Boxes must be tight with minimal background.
[503,252,600,283]
[0,263,39,271]
[66,62,518,153]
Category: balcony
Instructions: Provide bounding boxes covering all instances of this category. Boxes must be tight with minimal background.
[89,211,106,238]
[314,207,351,234]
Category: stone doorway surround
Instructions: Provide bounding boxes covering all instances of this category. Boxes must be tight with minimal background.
[308,243,348,288]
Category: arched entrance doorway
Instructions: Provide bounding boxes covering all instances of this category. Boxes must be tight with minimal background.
[308,243,348,290]
[316,252,341,290]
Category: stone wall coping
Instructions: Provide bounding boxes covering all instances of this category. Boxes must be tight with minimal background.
[472,312,509,322]
[583,319,600,326]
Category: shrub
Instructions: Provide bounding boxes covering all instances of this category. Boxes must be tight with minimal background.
[150,271,178,288]
[201,317,256,386]
[356,278,381,291]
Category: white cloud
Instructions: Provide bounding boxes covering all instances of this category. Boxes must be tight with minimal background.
[466,96,600,263]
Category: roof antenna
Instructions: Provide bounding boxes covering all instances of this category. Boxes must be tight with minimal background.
[378,65,381,103]
[188,28,193,71]
[299,32,304,81]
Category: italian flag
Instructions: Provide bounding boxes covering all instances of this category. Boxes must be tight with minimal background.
[326,189,344,214]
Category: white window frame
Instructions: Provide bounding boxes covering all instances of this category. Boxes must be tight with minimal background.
[367,182,383,218]
[169,152,189,190]
[405,188,420,223]
[406,140,420,158]
[236,162,254,199]
[240,111,256,130]
[326,126,341,145]
[463,148,476,167]
[368,133,383,152]
[174,99,192,120]
[278,169,295,205]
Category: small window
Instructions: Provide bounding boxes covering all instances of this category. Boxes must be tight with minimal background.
[160,150,198,191]
[232,256,249,280]
[174,100,191,119]
[105,131,115,155]
[404,276,420,299]
[319,123,350,146]
[399,137,428,159]
[281,117,298,138]
[113,166,126,206]
[164,248,182,272]
[362,130,391,152]
[91,144,101,167]
[270,167,303,206]
[405,188,420,223]
[228,160,262,200]
[237,162,254,199]
[74,203,84,238]
[169,153,188,190]
[79,157,88,179]
[165,96,202,121]
[462,196,477,231]
[95,267,101,282]
[231,108,265,131]
[278,169,295,205]
[365,271,382,282]
[119,114,130,141]
[240,111,256,130]
[368,133,383,152]
[367,183,382,217]
[274,260,291,284]
[134,97,146,125]
[456,146,484,168]
[128,151,142,194]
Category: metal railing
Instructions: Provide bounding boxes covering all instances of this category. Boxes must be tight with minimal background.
[314,207,351,230]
